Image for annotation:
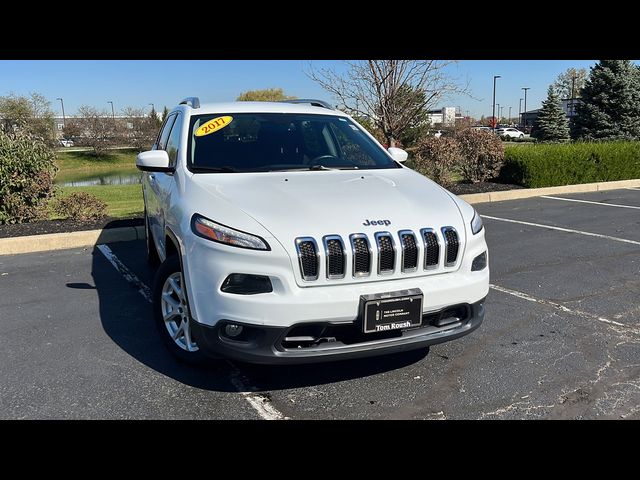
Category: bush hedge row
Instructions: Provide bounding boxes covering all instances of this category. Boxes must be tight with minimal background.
[0,130,58,224]
[500,141,640,188]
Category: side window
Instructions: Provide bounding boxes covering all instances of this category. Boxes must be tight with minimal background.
[165,114,182,167]
[156,114,177,151]
[329,123,375,167]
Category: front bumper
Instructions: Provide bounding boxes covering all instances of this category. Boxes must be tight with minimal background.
[190,297,485,364]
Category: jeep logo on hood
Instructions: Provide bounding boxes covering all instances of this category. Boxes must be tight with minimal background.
[363,219,391,226]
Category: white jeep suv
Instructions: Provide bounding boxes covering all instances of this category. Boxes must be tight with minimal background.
[136,97,489,364]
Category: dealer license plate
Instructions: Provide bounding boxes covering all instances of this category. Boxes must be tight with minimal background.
[360,289,423,334]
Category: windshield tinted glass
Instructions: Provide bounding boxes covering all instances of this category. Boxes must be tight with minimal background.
[187,113,398,172]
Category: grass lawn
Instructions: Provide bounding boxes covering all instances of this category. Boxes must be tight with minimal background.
[57,185,144,218]
[55,148,139,183]
[53,148,144,218]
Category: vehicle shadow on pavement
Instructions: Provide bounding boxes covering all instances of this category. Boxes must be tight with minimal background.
[91,239,429,393]
[234,348,430,392]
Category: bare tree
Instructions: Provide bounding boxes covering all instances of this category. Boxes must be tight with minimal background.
[121,106,157,151]
[0,92,55,143]
[552,67,587,99]
[69,105,116,156]
[237,88,297,101]
[308,60,468,147]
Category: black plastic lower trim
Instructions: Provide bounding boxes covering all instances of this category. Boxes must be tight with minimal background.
[190,297,486,365]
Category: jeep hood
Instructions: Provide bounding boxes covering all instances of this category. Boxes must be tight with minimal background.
[189,168,466,244]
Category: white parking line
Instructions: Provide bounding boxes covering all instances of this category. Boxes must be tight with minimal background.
[626,187,640,191]
[489,283,626,328]
[481,215,640,246]
[541,195,640,210]
[97,244,152,302]
[96,244,287,421]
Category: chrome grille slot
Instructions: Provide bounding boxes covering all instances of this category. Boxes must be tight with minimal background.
[375,232,396,274]
[398,230,418,272]
[295,237,320,281]
[421,228,440,269]
[323,235,346,279]
[442,227,459,267]
[350,233,371,277]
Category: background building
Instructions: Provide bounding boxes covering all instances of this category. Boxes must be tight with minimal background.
[520,98,579,128]
[426,106,463,127]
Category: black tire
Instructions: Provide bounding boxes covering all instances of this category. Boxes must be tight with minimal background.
[153,255,207,364]
[519,134,524,139]
[145,210,160,267]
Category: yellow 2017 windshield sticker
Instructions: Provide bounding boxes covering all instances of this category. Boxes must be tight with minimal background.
[195,116,233,137]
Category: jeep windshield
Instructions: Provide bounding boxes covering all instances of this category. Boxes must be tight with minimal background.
[187,113,400,173]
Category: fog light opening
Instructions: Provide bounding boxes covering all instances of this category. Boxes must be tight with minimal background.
[221,273,273,295]
[471,251,487,271]
[224,323,244,338]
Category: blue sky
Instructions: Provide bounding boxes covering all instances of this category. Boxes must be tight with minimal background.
[0,60,601,119]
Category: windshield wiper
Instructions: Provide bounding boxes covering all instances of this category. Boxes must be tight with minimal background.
[268,164,359,172]
[191,166,238,173]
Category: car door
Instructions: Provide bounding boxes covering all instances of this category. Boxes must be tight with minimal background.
[144,113,177,253]
[152,112,183,254]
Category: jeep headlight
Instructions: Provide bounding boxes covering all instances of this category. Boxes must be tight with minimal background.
[191,214,270,250]
[471,209,483,235]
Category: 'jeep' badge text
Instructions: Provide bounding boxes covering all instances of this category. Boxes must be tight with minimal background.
[363,219,391,226]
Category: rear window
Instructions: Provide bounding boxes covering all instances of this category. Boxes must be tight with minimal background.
[186,113,398,173]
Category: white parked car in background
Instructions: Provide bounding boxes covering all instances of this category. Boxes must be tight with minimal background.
[136,97,489,364]
[58,139,74,147]
[496,127,525,139]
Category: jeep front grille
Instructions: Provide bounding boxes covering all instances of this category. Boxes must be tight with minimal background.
[295,227,460,281]
[375,232,396,274]
[323,235,346,279]
[398,230,418,272]
[421,228,440,269]
[295,237,319,281]
[442,227,459,266]
[350,233,371,277]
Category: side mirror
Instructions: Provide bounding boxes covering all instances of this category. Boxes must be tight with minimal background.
[388,147,408,163]
[136,150,173,173]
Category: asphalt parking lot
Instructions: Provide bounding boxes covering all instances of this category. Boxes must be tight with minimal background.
[1,187,639,419]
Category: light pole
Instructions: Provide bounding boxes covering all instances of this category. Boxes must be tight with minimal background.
[148,103,154,113]
[508,106,512,124]
[492,75,501,131]
[500,106,504,121]
[519,98,523,126]
[522,87,530,129]
[56,97,66,128]
[496,103,500,123]
[107,100,115,122]
[570,73,577,118]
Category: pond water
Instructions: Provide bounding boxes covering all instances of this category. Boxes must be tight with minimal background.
[58,172,142,187]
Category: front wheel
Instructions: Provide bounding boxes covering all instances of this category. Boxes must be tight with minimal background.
[519,134,524,139]
[153,255,207,364]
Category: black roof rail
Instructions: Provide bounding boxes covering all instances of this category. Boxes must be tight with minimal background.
[280,99,334,110]
[179,97,201,109]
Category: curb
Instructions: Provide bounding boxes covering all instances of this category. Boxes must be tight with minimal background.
[458,178,640,204]
[0,226,145,255]
[1,178,639,255]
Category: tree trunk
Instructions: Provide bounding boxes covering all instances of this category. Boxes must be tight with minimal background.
[387,135,397,148]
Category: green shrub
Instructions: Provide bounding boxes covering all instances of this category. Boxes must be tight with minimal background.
[456,129,505,183]
[52,192,108,221]
[0,129,58,224]
[500,141,640,188]
[410,137,461,188]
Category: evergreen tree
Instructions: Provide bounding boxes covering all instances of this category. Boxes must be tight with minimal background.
[573,60,640,140]
[161,106,169,123]
[149,105,161,128]
[532,86,570,141]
